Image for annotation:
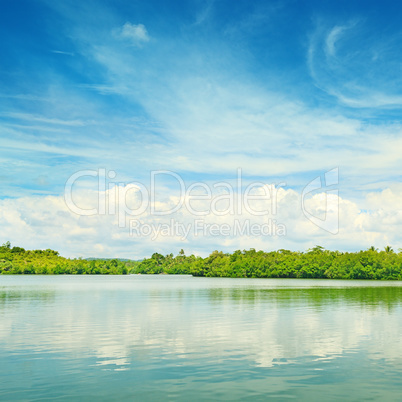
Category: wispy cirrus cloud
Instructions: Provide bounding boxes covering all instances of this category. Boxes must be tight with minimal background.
[3,3,402,197]
[325,24,349,57]
[0,112,86,126]
[51,50,75,56]
[309,19,402,108]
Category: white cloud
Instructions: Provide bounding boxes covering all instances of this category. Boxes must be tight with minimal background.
[118,22,150,45]
[1,184,402,258]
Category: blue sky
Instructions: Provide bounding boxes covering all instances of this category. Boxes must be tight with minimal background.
[1,0,402,257]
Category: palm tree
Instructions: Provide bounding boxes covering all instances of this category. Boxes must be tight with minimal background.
[368,246,378,252]
[384,246,394,253]
[308,245,325,253]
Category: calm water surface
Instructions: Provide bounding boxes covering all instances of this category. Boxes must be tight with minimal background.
[1,275,402,401]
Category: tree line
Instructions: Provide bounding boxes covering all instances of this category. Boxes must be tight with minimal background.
[0,242,138,275]
[136,245,402,280]
[1,242,402,280]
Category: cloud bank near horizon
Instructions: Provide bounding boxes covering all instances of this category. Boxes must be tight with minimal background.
[1,183,402,258]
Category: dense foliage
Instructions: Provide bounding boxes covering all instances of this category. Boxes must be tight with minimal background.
[0,242,139,275]
[136,246,402,280]
[2,242,402,280]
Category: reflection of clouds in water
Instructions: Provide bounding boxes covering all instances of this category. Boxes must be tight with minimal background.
[92,343,131,370]
[1,277,402,371]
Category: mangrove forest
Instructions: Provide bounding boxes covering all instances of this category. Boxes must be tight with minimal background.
[1,242,402,280]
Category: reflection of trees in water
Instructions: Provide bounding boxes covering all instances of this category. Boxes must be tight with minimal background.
[0,290,56,306]
[1,284,400,310]
[205,286,402,311]
[129,284,402,312]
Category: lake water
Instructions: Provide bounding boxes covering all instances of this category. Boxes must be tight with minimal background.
[1,275,402,401]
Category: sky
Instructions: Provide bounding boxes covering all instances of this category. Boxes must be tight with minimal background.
[1,0,402,258]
